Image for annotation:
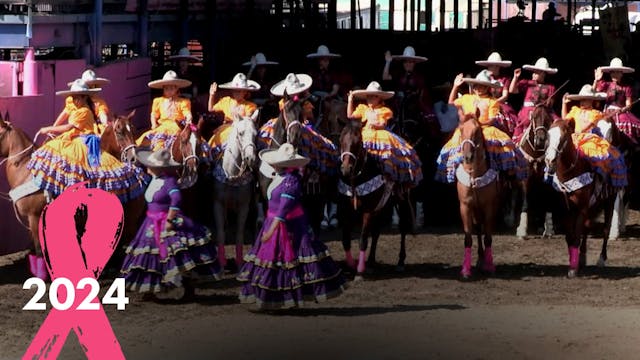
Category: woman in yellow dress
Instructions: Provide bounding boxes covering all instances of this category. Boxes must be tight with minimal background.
[207,73,260,152]
[27,79,146,202]
[136,70,193,151]
[436,70,524,183]
[346,81,423,187]
[53,69,111,129]
[560,84,627,187]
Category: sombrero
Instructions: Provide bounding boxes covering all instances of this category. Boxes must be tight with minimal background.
[259,143,310,168]
[168,47,202,63]
[218,73,261,91]
[566,84,607,101]
[600,57,635,74]
[243,52,279,66]
[351,81,395,100]
[135,148,182,170]
[392,46,428,63]
[462,70,502,88]
[148,70,192,89]
[522,57,558,74]
[270,73,313,96]
[475,52,512,68]
[56,79,102,96]
[306,45,341,59]
[68,69,110,87]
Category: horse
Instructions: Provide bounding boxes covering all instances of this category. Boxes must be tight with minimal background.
[545,120,621,277]
[514,104,558,239]
[338,120,414,278]
[211,110,258,270]
[456,114,500,279]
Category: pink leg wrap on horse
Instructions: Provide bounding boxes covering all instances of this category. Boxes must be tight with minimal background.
[345,250,356,269]
[35,256,49,281]
[483,247,496,273]
[357,250,366,274]
[569,246,580,269]
[235,244,244,268]
[461,247,472,277]
[218,244,227,268]
[28,254,38,278]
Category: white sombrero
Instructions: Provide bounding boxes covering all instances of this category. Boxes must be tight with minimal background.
[271,73,313,96]
[351,81,395,100]
[259,143,310,168]
[566,84,607,101]
[243,52,279,66]
[218,73,261,91]
[168,47,202,63]
[135,148,182,170]
[392,46,428,63]
[148,70,192,89]
[68,69,110,87]
[306,45,341,59]
[462,70,502,88]
[475,52,512,67]
[523,57,558,74]
[600,57,635,74]
[56,79,102,96]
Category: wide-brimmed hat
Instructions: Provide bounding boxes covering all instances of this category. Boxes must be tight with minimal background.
[68,69,110,87]
[351,81,395,100]
[462,70,502,88]
[168,47,202,63]
[148,70,192,89]
[218,73,261,91]
[56,79,102,96]
[475,52,512,67]
[259,143,310,168]
[523,57,558,74]
[392,46,428,63]
[566,84,607,101]
[306,45,341,59]
[135,148,182,169]
[600,57,635,74]
[243,52,279,66]
[270,73,313,96]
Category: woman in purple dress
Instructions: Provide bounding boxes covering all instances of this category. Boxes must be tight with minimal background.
[120,148,222,300]
[237,143,347,310]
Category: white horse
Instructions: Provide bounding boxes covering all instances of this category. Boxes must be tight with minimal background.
[212,110,258,270]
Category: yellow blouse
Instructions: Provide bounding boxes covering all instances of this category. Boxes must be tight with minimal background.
[566,106,603,134]
[61,107,98,140]
[65,95,109,120]
[352,104,393,129]
[453,94,500,125]
[151,96,192,125]
[212,96,258,123]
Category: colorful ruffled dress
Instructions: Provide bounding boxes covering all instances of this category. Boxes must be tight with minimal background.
[349,103,422,186]
[237,170,346,309]
[208,96,258,152]
[512,80,560,143]
[595,79,640,143]
[436,93,526,183]
[565,106,627,188]
[120,175,222,293]
[257,100,338,176]
[491,76,519,136]
[136,96,192,151]
[27,106,145,203]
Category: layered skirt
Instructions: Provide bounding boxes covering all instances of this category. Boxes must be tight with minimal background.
[573,133,628,188]
[136,120,181,152]
[361,127,423,187]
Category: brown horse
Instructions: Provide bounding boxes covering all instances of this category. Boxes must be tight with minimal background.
[338,120,414,278]
[456,115,500,279]
[545,120,620,277]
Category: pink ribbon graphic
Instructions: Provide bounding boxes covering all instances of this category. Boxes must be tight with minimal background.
[23,182,125,359]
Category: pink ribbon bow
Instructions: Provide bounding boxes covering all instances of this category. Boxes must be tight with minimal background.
[23,182,125,359]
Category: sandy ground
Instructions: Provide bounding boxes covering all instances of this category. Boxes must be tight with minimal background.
[3,212,640,359]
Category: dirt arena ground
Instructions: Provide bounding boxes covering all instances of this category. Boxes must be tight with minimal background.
[3,211,640,359]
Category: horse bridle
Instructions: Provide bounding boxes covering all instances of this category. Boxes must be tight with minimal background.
[548,131,579,173]
[526,109,550,152]
[223,124,256,180]
[113,121,136,163]
[340,143,367,178]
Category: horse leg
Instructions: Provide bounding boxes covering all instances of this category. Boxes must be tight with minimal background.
[356,212,373,278]
[543,182,556,238]
[517,179,529,239]
[235,186,251,269]
[567,210,584,278]
[608,188,624,241]
[340,200,356,269]
[396,197,413,272]
[212,188,227,270]
[459,203,474,279]
[367,213,381,273]
[27,212,48,281]
[599,195,617,267]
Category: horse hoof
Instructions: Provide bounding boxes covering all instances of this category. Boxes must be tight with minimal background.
[567,269,578,278]
[354,274,365,282]
[517,235,527,241]
[597,257,607,268]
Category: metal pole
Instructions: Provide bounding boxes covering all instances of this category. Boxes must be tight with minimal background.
[390,0,395,30]
[139,0,149,57]
[93,0,103,66]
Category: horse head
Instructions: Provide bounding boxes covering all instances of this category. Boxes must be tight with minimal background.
[222,109,258,179]
[339,120,364,178]
[280,90,304,147]
[0,111,12,157]
[172,123,201,188]
[112,110,137,163]
[459,109,484,166]
[530,104,554,150]
[545,119,575,175]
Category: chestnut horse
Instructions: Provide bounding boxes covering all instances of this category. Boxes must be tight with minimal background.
[456,115,500,279]
[545,120,621,277]
[338,121,414,278]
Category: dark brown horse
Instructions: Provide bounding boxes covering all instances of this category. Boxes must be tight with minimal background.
[545,120,620,277]
[338,120,414,278]
[456,115,500,279]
